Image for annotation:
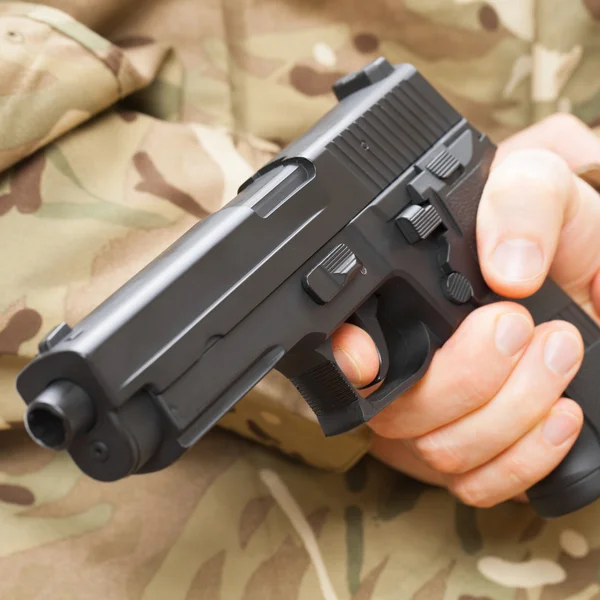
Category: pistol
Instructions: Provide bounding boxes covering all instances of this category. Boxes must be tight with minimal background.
[15,58,600,518]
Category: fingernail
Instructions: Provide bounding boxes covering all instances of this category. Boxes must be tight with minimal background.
[495,313,533,356]
[491,239,544,281]
[542,411,580,446]
[544,331,582,375]
[332,346,362,385]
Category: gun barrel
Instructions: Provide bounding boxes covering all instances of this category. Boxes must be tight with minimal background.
[25,381,94,450]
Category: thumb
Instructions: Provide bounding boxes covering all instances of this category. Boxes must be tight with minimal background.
[492,114,600,171]
[331,323,380,388]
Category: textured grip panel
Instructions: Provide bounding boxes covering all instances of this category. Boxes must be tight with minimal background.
[444,145,495,254]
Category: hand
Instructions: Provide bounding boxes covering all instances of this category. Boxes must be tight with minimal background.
[332,114,600,508]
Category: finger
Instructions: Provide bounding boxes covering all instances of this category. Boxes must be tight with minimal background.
[366,301,534,439]
[331,323,379,387]
[478,148,600,300]
[369,434,530,504]
[448,398,583,508]
[410,321,584,475]
[493,114,600,171]
[369,435,447,487]
[592,271,600,317]
[549,176,600,298]
[477,148,576,298]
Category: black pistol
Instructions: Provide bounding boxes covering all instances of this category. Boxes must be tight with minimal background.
[16,58,600,519]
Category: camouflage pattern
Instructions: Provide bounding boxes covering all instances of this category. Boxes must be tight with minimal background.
[1,0,600,597]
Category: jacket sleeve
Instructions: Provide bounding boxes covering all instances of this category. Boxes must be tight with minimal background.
[0,2,171,172]
[0,3,372,472]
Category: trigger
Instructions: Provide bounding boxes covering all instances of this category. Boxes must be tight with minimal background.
[347,296,389,390]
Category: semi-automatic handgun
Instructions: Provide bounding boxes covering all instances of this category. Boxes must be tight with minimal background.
[15,58,600,518]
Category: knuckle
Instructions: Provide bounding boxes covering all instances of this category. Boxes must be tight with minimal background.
[490,148,571,197]
[413,434,466,474]
[368,406,413,439]
[453,360,495,410]
[544,112,586,136]
[503,453,535,490]
[443,331,496,406]
[368,416,400,439]
[449,478,493,508]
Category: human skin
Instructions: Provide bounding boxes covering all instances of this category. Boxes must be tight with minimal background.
[331,114,600,507]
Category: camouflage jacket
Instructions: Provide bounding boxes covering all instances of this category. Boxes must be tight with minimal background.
[2,1,600,599]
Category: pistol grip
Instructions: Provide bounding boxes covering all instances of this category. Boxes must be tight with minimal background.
[514,279,600,517]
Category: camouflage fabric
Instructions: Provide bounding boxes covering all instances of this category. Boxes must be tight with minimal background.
[1,0,600,598]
